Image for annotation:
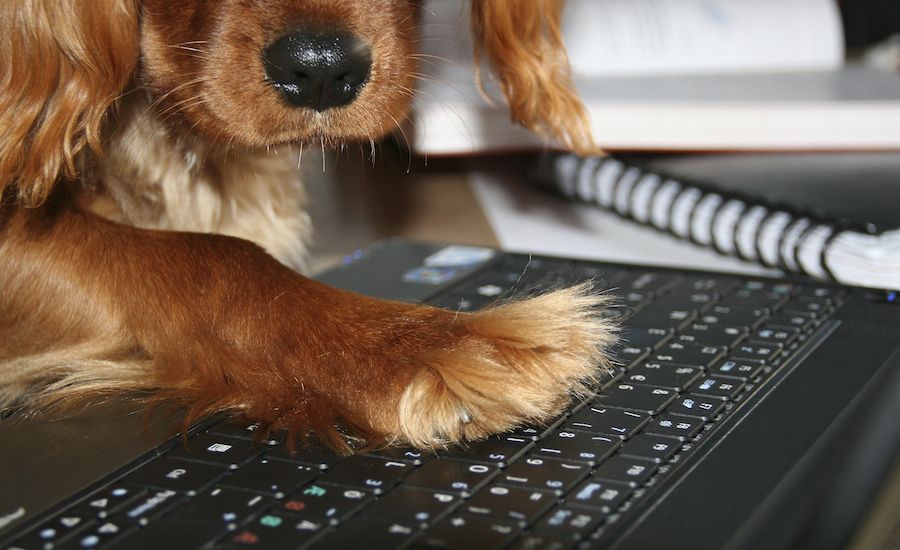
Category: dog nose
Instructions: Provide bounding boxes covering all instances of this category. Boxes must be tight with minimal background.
[263,31,372,112]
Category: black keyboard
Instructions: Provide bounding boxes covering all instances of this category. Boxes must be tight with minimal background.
[3,254,846,550]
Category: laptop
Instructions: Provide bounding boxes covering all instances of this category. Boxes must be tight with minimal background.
[1,239,898,549]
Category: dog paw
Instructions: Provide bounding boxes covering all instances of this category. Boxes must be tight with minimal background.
[394,284,617,448]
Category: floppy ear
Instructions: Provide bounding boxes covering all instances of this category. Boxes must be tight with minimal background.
[470,0,596,155]
[0,0,140,207]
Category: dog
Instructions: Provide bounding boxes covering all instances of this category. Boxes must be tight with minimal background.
[0,0,613,451]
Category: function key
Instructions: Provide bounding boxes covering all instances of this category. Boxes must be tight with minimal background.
[623,271,683,296]
[719,289,788,311]
[795,285,846,304]
[688,376,746,401]
[709,358,766,381]
[619,434,682,463]
[645,414,705,440]
[741,280,795,295]
[783,298,831,318]
[566,479,633,512]
[733,342,782,363]
[532,507,605,542]
[752,326,800,347]
[591,456,658,488]
[667,396,726,421]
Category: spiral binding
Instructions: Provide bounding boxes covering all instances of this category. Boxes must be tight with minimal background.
[540,153,842,281]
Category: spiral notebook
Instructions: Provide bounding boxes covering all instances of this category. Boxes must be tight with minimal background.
[539,152,900,290]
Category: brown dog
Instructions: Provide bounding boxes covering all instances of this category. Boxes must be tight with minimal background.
[0,0,612,450]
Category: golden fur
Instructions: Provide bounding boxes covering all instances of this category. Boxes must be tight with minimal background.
[0,0,612,451]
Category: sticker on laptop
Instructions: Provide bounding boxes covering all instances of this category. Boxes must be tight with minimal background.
[424,246,495,268]
[401,266,458,285]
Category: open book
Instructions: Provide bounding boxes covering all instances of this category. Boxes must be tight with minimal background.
[411,0,900,154]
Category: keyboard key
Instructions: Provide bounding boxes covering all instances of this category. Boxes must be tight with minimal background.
[507,416,565,441]
[498,457,589,495]
[219,512,325,549]
[732,342,782,363]
[795,285,845,304]
[113,488,182,526]
[176,486,270,526]
[623,271,682,295]
[418,515,519,548]
[676,324,747,348]
[645,414,705,440]
[404,459,499,496]
[73,484,145,519]
[566,479,633,512]
[651,342,727,370]
[532,507,605,541]
[104,515,222,550]
[207,421,272,442]
[766,312,816,332]
[624,363,703,391]
[752,326,800,347]
[709,358,766,381]
[591,456,658,487]
[58,520,131,550]
[533,430,620,465]
[9,513,96,549]
[463,485,556,525]
[627,306,696,330]
[365,486,458,526]
[264,439,340,470]
[670,276,740,295]
[365,447,431,465]
[667,395,726,421]
[217,458,319,497]
[700,306,769,329]
[168,433,263,468]
[784,297,832,317]
[594,384,676,415]
[610,345,650,369]
[651,292,719,313]
[688,376,746,400]
[121,457,226,493]
[508,534,575,550]
[565,406,649,438]
[317,455,411,495]
[314,515,419,549]
[619,434,683,463]
[278,483,372,524]
[719,289,788,311]
[440,435,532,467]
[620,326,673,350]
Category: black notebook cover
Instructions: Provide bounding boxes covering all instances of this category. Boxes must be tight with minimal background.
[619,152,900,234]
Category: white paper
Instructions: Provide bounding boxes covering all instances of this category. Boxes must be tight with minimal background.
[469,171,780,277]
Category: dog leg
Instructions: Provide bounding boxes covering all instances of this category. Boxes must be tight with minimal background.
[0,201,616,449]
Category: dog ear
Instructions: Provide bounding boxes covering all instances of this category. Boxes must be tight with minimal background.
[0,0,140,207]
[470,0,596,155]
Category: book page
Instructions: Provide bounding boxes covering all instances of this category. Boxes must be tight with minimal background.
[563,0,844,76]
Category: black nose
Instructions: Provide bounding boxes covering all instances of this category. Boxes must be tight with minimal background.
[263,31,372,112]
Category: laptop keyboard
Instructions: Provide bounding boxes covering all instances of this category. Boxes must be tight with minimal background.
[4,254,845,550]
